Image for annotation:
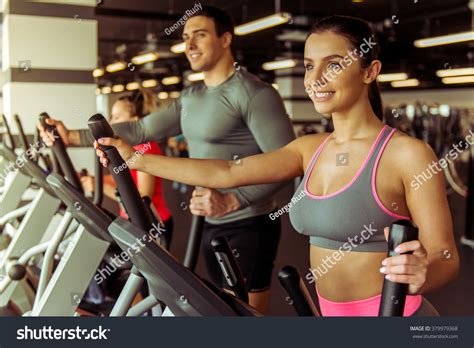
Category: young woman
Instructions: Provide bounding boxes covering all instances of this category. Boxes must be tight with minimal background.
[82,90,173,246]
[94,16,459,316]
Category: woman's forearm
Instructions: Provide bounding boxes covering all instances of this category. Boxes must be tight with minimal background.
[135,154,233,189]
[421,255,459,294]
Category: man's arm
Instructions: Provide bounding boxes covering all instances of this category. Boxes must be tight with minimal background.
[232,85,296,208]
[77,98,182,146]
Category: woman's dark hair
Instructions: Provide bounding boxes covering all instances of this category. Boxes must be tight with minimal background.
[309,15,383,120]
[116,88,157,119]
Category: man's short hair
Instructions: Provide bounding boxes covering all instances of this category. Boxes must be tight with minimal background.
[186,5,235,39]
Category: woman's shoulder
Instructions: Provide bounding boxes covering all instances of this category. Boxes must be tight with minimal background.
[384,129,438,179]
[290,132,331,154]
[386,129,435,162]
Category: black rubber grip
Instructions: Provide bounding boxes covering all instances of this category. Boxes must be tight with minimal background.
[13,114,30,152]
[39,112,83,193]
[1,114,16,150]
[87,114,152,232]
[211,236,248,303]
[183,215,205,271]
[93,154,103,206]
[378,220,419,316]
[278,265,320,316]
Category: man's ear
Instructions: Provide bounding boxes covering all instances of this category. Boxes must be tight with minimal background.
[221,32,233,49]
[364,60,382,84]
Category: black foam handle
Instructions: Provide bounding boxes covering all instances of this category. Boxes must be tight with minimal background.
[211,236,249,303]
[183,214,205,271]
[93,154,103,206]
[278,265,320,316]
[87,114,152,232]
[1,114,16,150]
[13,114,30,152]
[378,220,419,317]
[39,112,83,193]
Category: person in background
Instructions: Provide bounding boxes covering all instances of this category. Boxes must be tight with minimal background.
[167,134,189,193]
[81,89,173,246]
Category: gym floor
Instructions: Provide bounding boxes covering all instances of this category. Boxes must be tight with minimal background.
[161,178,474,316]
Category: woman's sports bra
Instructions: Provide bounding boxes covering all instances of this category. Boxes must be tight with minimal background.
[289,125,411,252]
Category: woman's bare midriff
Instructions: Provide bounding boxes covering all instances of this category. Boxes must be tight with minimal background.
[310,245,386,301]
[302,130,411,302]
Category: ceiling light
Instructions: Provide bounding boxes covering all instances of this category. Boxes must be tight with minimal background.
[112,84,125,93]
[262,59,297,71]
[377,73,408,82]
[93,68,104,78]
[441,75,474,84]
[131,52,159,65]
[436,67,474,77]
[391,79,419,88]
[141,79,158,88]
[105,61,127,73]
[126,82,140,91]
[162,76,181,85]
[158,92,169,100]
[414,31,474,48]
[235,12,292,36]
[171,42,186,54]
[101,86,112,94]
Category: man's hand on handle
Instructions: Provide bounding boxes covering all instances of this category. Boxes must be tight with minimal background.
[37,118,70,146]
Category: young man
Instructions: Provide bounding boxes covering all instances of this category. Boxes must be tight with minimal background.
[39,6,295,313]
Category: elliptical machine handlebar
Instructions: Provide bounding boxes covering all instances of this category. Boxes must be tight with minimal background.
[378,220,419,316]
[87,113,152,232]
[13,114,30,153]
[278,265,320,316]
[1,114,16,150]
[39,112,83,193]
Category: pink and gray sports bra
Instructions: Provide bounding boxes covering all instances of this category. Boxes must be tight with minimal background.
[289,125,411,252]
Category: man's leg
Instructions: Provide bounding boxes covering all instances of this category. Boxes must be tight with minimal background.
[201,213,281,314]
[248,289,271,314]
[202,214,281,314]
[240,213,281,314]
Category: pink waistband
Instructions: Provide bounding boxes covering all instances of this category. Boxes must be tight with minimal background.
[316,287,422,316]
